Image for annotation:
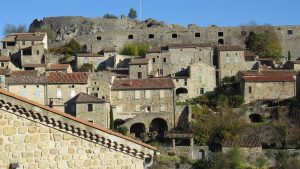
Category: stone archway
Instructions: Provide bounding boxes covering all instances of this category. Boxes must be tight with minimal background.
[176,87,188,96]
[114,119,125,129]
[149,118,168,142]
[130,123,146,138]
[249,113,262,123]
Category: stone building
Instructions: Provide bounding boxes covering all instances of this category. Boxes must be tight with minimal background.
[47,73,89,112]
[284,60,300,71]
[239,70,297,103]
[110,78,175,120]
[45,63,72,74]
[146,44,213,77]
[173,61,216,100]
[129,57,151,79]
[76,53,105,71]
[0,56,11,69]
[20,44,45,66]
[0,89,155,169]
[87,72,111,100]
[6,75,47,105]
[215,45,256,83]
[74,92,110,128]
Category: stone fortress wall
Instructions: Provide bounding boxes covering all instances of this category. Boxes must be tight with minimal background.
[30,17,300,60]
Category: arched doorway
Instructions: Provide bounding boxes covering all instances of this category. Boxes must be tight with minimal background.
[198,149,206,160]
[249,114,262,123]
[114,119,125,129]
[130,123,146,138]
[149,118,168,142]
[176,88,188,96]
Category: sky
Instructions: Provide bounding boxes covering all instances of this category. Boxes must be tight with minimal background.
[0,0,299,38]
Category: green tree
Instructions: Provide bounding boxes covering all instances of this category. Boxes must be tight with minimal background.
[246,29,282,60]
[226,147,246,169]
[255,156,269,169]
[79,63,94,72]
[117,127,128,135]
[120,43,149,56]
[128,8,137,19]
[103,13,118,19]
[228,95,245,108]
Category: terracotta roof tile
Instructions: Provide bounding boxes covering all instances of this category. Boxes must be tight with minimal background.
[222,138,261,148]
[216,45,244,51]
[0,69,10,75]
[240,70,298,76]
[0,56,10,62]
[129,57,149,65]
[0,89,156,151]
[243,76,295,82]
[46,64,70,71]
[47,73,88,84]
[7,75,47,84]
[10,70,39,76]
[112,78,175,90]
[22,64,46,68]
[75,93,106,103]
[103,47,116,53]
[14,32,46,41]
[77,53,102,57]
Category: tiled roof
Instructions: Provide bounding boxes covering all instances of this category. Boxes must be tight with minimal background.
[222,138,261,148]
[23,64,46,68]
[14,33,46,41]
[258,58,273,61]
[2,35,16,42]
[0,89,156,155]
[239,70,298,76]
[0,69,10,75]
[290,60,300,64]
[165,130,194,138]
[47,73,88,84]
[103,47,116,53]
[46,64,70,71]
[0,56,10,62]
[10,70,38,76]
[112,78,175,90]
[216,45,244,51]
[242,76,295,82]
[168,43,211,49]
[75,93,106,103]
[129,57,149,65]
[7,75,47,84]
[148,47,163,53]
[77,53,102,57]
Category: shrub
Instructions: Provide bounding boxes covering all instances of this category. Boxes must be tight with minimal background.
[117,127,128,135]
[103,13,118,19]
[228,95,245,108]
[128,8,137,19]
[79,63,94,72]
[120,43,149,56]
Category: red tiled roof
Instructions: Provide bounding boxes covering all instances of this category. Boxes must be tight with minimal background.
[216,45,244,51]
[223,138,261,148]
[14,32,46,41]
[243,76,295,82]
[112,78,175,90]
[0,56,10,62]
[10,70,39,76]
[0,69,10,75]
[47,73,88,84]
[46,64,70,71]
[75,93,106,103]
[7,75,47,84]
[0,89,156,152]
[239,70,298,76]
[22,64,46,68]
[148,47,163,53]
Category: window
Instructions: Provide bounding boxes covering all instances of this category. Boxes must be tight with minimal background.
[184,79,187,86]
[287,30,293,35]
[152,58,155,63]
[71,90,76,97]
[163,58,167,63]
[97,87,99,91]
[139,65,141,68]
[135,105,140,112]
[94,93,98,97]
[22,41,25,45]
[159,69,163,75]
[241,31,247,36]
[56,90,62,98]
[138,72,142,79]
[218,39,224,45]
[134,91,141,99]
[172,34,178,38]
[31,41,34,45]
[218,32,224,37]
[117,91,123,99]
[69,85,75,88]
[176,79,179,82]
[145,90,151,99]
[94,82,97,85]
[88,104,93,112]
[128,35,134,39]
[84,57,88,64]
[146,106,151,112]
[249,86,252,94]
[200,88,204,94]
[36,85,39,88]
[149,34,154,39]
[157,56,159,58]
[195,33,200,37]
[36,50,40,55]
[23,85,26,88]
[1,63,4,67]
[97,36,102,41]
[3,43,6,49]
[159,90,165,99]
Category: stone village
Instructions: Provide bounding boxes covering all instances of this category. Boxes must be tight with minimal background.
[0,17,299,168]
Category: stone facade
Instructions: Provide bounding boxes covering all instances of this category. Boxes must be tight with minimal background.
[0,89,155,169]
[87,72,111,100]
[76,53,114,71]
[7,84,46,105]
[21,44,45,66]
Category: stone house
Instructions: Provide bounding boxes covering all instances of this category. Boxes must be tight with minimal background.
[146,44,214,77]
[0,89,156,169]
[0,56,11,69]
[284,60,300,71]
[87,72,111,100]
[129,57,152,79]
[173,61,216,100]
[244,50,258,70]
[74,92,110,128]
[76,53,106,71]
[110,78,175,120]
[215,45,248,83]
[45,63,72,74]
[6,75,47,105]
[239,71,296,103]
[47,73,89,112]
[20,44,45,66]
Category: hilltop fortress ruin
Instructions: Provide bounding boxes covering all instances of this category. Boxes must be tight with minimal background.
[30,16,300,60]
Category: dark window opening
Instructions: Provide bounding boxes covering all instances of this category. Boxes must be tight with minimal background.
[94,93,98,97]
[163,57,167,63]
[288,51,291,61]
[152,58,155,63]
[176,88,188,95]
[218,32,224,37]
[149,34,154,39]
[172,34,178,38]
[7,42,16,46]
[249,86,252,94]
[22,41,26,45]
[195,32,201,37]
[139,65,141,68]
[31,41,34,45]
[157,56,159,58]
[200,88,204,94]
[218,39,224,45]
[22,48,32,56]
[147,106,151,112]
[3,43,6,49]
[97,36,102,41]
[249,114,262,123]
[128,35,134,39]
[287,30,293,35]
[241,31,247,36]
[36,50,40,55]
[138,72,142,79]
[1,63,4,67]
[88,104,93,112]
[184,79,187,86]
[102,96,105,99]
